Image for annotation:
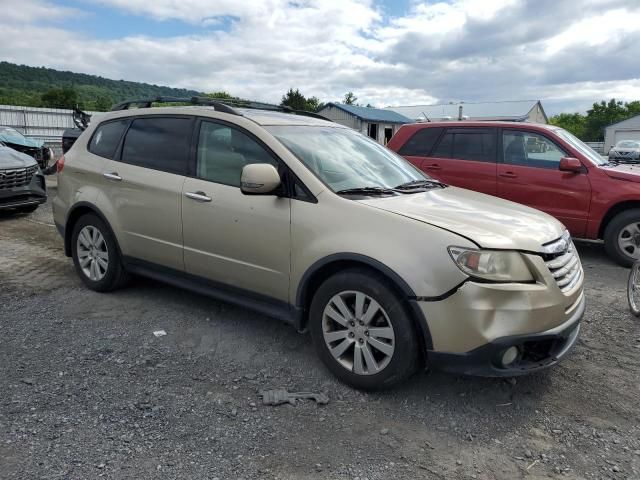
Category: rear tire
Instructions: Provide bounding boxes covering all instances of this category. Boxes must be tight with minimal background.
[604,209,640,267]
[71,213,128,292]
[309,268,420,390]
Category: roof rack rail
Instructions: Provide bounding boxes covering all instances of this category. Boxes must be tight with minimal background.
[110,96,239,115]
[109,96,331,122]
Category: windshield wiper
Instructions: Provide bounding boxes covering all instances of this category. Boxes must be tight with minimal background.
[394,179,446,190]
[336,187,397,196]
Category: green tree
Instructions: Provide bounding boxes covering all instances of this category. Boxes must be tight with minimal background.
[41,87,80,109]
[281,88,323,111]
[549,112,587,140]
[305,96,323,112]
[93,96,113,111]
[205,91,236,100]
[584,99,628,141]
[281,88,308,111]
[343,91,357,105]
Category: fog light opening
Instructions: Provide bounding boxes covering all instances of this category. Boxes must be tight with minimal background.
[501,346,520,367]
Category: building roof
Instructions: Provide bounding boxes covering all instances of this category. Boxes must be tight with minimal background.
[385,100,545,122]
[320,102,412,124]
[604,113,640,130]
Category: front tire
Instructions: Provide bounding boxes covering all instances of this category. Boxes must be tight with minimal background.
[71,213,128,292]
[17,204,39,214]
[604,209,640,267]
[309,269,420,390]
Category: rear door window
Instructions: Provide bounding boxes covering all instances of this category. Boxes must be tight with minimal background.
[397,127,443,156]
[453,129,496,162]
[120,117,193,175]
[88,120,129,159]
[432,128,496,162]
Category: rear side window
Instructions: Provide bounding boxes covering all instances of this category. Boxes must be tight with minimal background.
[397,127,443,156]
[120,117,192,175]
[432,128,496,162]
[88,120,128,159]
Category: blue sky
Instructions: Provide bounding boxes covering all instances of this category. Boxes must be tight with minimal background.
[2,0,640,114]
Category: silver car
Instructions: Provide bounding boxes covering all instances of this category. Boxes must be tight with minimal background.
[609,140,640,162]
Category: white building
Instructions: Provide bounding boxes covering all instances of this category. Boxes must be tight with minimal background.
[604,114,640,154]
[317,103,412,144]
[385,100,548,124]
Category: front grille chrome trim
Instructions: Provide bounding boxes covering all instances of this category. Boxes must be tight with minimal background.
[543,232,582,294]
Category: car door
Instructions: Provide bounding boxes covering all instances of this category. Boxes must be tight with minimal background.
[423,127,498,195]
[497,128,592,237]
[100,116,193,271]
[181,119,291,301]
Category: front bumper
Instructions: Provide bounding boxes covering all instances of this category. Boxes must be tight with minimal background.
[417,251,585,376]
[428,293,584,376]
[0,172,47,210]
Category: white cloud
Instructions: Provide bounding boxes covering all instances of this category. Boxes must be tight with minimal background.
[0,0,639,114]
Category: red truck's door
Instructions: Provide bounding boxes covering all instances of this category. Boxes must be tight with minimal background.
[497,129,591,237]
[422,127,498,196]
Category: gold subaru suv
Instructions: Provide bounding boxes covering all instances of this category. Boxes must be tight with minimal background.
[53,99,585,389]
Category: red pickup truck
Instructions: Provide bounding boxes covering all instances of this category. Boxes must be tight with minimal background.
[388,121,640,266]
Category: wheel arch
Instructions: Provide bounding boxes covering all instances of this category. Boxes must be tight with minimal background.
[295,253,434,352]
[64,202,120,257]
[598,201,640,239]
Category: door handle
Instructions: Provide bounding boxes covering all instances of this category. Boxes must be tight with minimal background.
[103,172,122,181]
[499,172,517,178]
[424,164,442,171]
[185,191,212,202]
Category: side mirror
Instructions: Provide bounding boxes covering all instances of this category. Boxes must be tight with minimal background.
[559,157,583,173]
[240,163,281,195]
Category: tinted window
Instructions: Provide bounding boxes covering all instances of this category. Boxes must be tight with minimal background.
[121,117,192,174]
[432,129,496,162]
[88,120,128,159]
[432,132,453,158]
[197,121,278,187]
[503,131,566,169]
[398,127,443,156]
[452,130,496,162]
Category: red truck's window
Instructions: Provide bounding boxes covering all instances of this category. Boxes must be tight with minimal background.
[503,131,567,169]
[397,127,443,156]
[433,129,496,163]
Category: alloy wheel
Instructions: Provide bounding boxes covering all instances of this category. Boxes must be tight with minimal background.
[618,222,640,260]
[76,225,109,281]
[322,290,395,375]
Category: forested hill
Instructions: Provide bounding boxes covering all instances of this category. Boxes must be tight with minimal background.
[0,61,203,110]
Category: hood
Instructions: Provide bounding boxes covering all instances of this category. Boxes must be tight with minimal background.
[0,128,43,149]
[359,187,565,252]
[601,164,640,182]
[0,145,38,169]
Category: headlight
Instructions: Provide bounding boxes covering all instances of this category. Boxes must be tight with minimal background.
[448,247,534,282]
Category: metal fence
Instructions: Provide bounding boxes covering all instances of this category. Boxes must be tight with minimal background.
[0,104,96,157]
[585,141,605,155]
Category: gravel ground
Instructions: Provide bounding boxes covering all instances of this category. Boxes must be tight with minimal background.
[1,179,639,479]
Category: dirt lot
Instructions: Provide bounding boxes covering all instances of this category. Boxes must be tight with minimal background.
[1,181,639,480]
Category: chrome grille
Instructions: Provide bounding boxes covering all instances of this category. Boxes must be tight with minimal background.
[544,236,582,293]
[0,165,38,190]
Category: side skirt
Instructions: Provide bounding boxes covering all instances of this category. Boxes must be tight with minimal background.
[122,256,296,325]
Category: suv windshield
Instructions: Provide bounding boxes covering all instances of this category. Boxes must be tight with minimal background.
[266,125,429,192]
[553,128,607,165]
